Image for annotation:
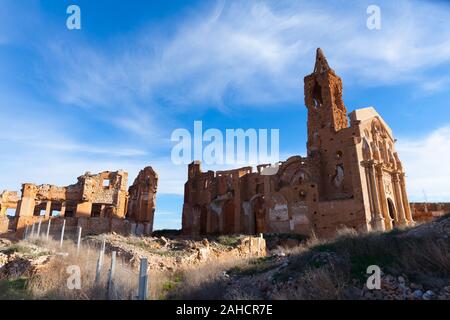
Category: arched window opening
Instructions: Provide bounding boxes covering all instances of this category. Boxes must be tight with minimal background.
[332,165,345,188]
[387,199,396,227]
[312,80,323,109]
[362,138,371,160]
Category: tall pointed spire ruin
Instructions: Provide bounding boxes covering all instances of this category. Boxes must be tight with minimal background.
[313,48,331,74]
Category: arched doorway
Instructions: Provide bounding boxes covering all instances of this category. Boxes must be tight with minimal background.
[387,198,396,227]
[192,205,209,235]
[252,196,266,234]
[199,205,208,235]
[223,200,235,234]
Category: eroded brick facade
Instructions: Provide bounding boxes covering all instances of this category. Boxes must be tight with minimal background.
[182,49,414,238]
[127,166,158,233]
[410,202,450,223]
[0,167,158,236]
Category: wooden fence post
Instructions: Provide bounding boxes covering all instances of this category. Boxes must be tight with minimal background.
[95,236,106,284]
[59,219,66,249]
[137,258,148,300]
[76,226,82,256]
[37,218,42,238]
[46,219,51,241]
[107,251,117,300]
[24,224,29,240]
[30,222,35,239]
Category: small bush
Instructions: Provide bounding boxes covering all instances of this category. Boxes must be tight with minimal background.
[1,244,32,255]
[216,235,241,247]
[168,258,249,300]
[0,278,31,300]
[229,256,276,277]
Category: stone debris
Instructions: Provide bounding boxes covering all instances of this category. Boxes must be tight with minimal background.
[0,244,53,280]
[361,274,449,300]
[410,203,450,224]
[88,233,266,273]
[0,238,12,248]
[0,252,8,268]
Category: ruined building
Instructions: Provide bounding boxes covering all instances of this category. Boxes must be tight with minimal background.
[0,191,19,233]
[126,166,159,234]
[182,49,414,238]
[410,202,450,223]
[0,167,158,236]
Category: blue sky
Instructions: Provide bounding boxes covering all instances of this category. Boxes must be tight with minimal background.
[1,0,450,229]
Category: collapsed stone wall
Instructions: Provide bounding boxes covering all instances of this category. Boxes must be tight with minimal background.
[0,190,19,216]
[97,234,267,273]
[0,166,158,237]
[127,166,158,229]
[410,203,450,223]
[0,216,9,234]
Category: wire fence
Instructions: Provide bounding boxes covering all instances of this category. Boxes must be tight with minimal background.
[23,218,149,300]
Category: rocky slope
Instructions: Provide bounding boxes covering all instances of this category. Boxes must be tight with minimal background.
[0,215,449,300]
[170,215,450,300]
[87,233,266,273]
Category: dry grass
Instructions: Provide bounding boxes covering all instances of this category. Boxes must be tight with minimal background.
[7,236,173,300]
[2,234,255,300]
[5,235,253,300]
[166,219,450,300]
[272,226,450,299]
[24,238,137,299]
[167,257,251,300]
[272,267,346,300]
[3,216,449,300]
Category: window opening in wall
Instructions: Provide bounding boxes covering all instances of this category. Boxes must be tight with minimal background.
[312,80,323,109]
[51,210,61,217]
[91,204,102,218]
[299,190,307,200]
[332,164,344,188]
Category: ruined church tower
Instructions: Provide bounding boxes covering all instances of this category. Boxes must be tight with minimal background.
[304,48,348,154]
[180,48,413,239]
[304,49,353,200]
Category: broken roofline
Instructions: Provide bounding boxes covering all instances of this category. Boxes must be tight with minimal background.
[171,121,280,166]
[181,48,414,238]
[0,166,158,235]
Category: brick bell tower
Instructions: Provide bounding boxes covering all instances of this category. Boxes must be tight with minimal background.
[304,48,348,156]
[304,48,353,200]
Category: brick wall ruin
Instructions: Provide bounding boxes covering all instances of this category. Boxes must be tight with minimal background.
[0,167,158,237]
[182,49,414,239]
[410,202,450,223]
[126,166,158,234]
[0,191,19,233]
[1,49,443,241]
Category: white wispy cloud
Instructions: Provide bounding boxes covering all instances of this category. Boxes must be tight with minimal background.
[0,105,149,158]
[397,126,450,202]
[35,0,450,116]
[420,76,450,94]
[1,0,450,205]
[3,0,449,146]
[0,146,186,195]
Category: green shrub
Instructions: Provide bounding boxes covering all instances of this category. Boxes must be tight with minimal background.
[0,278,31,300]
